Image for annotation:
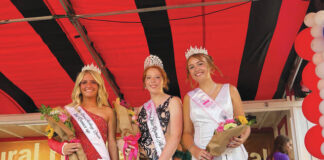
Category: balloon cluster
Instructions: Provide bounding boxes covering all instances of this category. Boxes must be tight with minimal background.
[298,11,324,159]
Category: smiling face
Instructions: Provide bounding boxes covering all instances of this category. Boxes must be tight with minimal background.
[79,72,99,99]
[187,56,212,83]
[144,67,164,94]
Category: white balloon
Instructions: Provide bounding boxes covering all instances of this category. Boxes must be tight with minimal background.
[321,89,324,99]
[321,143,324,155]
[320,115,324,127]
[321,142,324,156]
[311,25,324,38]
[319,100,324,114]
[313,53,324,65]
[316,62,324,79]
[305,12,316,27]
[315,11,324,26]
[322,128,324,138]
[311,38,324,53]
[319,79,324,90]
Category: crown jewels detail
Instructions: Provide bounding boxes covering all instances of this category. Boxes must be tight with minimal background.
[144,55,164,70]
[185,46,208,59]
[82,63,101,74]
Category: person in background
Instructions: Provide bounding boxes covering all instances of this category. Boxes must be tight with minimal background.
[267,135,293,160]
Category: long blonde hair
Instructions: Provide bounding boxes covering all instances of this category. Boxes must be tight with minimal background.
[69,70,108,107]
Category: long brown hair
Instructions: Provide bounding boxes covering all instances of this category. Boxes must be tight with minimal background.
[185,53,223,87]
[268,135,290,159]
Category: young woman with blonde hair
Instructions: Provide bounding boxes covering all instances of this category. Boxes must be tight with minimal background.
[48,64,119,160]
[182,46,250,160]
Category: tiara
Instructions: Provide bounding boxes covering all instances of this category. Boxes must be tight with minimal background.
[144,55,164,69]
[185,46,208,59]
[82,63,101,74]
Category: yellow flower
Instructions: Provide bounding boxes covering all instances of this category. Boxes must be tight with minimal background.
[45,125,54,139]
[128,110,135,116]
[238,116,248,125]
[45,125,51,132]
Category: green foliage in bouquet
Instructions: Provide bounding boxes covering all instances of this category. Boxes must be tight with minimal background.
[40,104,74,134]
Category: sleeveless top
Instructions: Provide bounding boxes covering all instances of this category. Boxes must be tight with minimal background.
[138,96,173,160]
[189,84,248,160]
[71,107,108,160]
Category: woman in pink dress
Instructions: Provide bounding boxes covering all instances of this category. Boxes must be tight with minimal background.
[48,64,119,160]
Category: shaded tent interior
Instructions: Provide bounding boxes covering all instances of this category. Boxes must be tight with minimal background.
[0,0,322,159]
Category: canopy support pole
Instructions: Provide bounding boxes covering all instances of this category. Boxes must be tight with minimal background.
[0,0,251,24]
[59,0,123,98]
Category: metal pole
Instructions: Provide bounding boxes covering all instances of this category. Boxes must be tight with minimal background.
[59,0,121,97]
[0,0,251,24]
[77,0,250,18]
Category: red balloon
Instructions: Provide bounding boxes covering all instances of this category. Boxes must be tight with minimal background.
[305,125,324,159]
[302,63,320,91]
[302,92,322,124]
[295,28,314,61]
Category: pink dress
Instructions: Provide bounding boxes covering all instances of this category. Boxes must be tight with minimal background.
[71,108,108,159]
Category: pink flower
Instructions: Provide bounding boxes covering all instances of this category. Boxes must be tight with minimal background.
[216,122,225,132]
[131,115,137,121]
[59,113,68,122]
[216,126,224,132]
[225,119,235,124]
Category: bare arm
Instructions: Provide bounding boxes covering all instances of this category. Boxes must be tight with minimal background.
[106,107,119,160]
[159,97,183,160]
[228,85,251,148]
[181,95,212,160]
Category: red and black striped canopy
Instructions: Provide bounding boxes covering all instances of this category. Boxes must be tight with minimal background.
[0,0,311,114]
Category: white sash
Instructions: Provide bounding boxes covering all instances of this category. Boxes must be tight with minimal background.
[65,106,110,160]
[188,88,230,124]
[143,100,166,157]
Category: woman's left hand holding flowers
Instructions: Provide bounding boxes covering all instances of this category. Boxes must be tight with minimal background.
[226,116,251,148]
[227,136,244,148]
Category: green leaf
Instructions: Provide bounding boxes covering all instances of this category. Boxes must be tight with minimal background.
[247,119,256,126]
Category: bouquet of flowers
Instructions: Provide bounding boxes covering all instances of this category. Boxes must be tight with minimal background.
[206,116,255,156]
[40,105,87,160]
[114,98,140,160]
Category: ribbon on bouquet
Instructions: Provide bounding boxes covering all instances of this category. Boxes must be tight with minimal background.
[64,139,81,160]
[123,133,141,160]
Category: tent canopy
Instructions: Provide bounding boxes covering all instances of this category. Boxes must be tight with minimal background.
[0,0,310,114]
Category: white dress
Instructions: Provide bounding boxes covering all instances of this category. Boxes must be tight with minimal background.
[189,84,248,160]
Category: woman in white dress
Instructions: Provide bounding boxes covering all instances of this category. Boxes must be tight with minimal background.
[181,46,250,160]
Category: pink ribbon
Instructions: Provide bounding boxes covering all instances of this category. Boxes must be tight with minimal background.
[123,133,141,160]
[65,139,81,160]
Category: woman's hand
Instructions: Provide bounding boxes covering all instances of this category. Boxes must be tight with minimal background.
[191,146,212,160]
[227,126,251,148]
[227,136,244,148]
[62,143,81,155]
